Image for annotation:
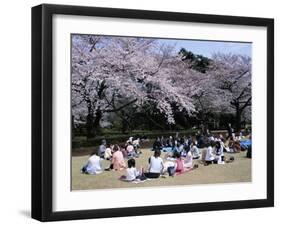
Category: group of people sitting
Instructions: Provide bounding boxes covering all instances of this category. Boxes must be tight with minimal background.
[81,129,251,182]
[96,137,141,161]
[81,137,143,177]
[81,143,130,175]
[152,130,251,166]
[81,143,198,182]
[153,135,226,165]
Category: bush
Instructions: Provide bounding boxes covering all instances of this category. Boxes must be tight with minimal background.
[72,129,197,148]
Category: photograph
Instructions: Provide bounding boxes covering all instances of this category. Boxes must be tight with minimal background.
[31,3,274,221]
[71,34,252,191]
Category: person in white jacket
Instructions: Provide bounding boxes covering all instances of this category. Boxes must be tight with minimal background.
[205,142,215,165]
[81,150,103,175]
[190,142,200,159]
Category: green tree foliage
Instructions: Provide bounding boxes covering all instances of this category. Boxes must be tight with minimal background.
[179,48,211,73]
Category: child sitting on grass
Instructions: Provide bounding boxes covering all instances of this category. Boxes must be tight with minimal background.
[167,152,198,176]
[167,152,184,176]
[126,142,139,158]
[120,158,146,182]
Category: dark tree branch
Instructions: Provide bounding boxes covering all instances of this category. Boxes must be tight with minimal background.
[241,97,252,110]
[105,99,138,113]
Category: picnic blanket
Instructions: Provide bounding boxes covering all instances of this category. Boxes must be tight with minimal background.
[151,147,174,152]
[119,175,148,183]
[240,139,251,149]
[161,147,174,152]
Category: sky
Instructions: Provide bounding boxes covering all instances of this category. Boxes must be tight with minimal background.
[72,34,252,58]
[158,38,252,58]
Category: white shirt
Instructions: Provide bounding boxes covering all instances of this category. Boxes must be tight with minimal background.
[125,167,140,181]
[126,145,134,153]
[104,148,112,159]
[149,156,164,173]
[86,155,102,174]
[132,139,140,146]
[163,161,175,172]
[184,151,193,168]
[205,146,215,161]
[191,145,200,158]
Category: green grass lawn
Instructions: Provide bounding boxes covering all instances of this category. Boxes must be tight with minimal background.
[71,148,251,190]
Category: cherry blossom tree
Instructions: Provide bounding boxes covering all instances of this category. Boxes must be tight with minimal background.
[72,34,251,137]
[211,53,252,131]
[72,35,197,137]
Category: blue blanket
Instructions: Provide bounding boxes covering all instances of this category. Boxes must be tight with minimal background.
[151,147,174,152]
[161,147,174,152]
[240,139,251,148]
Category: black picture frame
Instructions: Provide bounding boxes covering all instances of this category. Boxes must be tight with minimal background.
[32,3,274,222]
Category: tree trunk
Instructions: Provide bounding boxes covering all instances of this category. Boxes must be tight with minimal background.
[86,111,95,138]
[92,109,102,137]
[121,119,129,133]
[86,106,102,138]
[119,110,130,133]
[235,104,242,132]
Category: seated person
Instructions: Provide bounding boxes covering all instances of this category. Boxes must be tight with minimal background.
[167,152,184,176]
[196,134,204,148]
[97,139,107,158]
[167,152,197,176]
[132,138,140,149]
[163,160,175,175]
[166,136,173,147]
[104,144,112,160]
[246,145,252,158]
[172,143,181,154]
[126,142,138,157]
[120,158,146,181]
[144,149,164,178]
[120,145,128,158]
[214,141,225,164]
[183,148,193,169]
[229,139,241,153]
[208,134,215,142]
[106,145,126,171]
[126,136,133,145]
[237,131,244,140]
[81,150,102,175]
[190,142,200,159]
[205,142,216,165]
[164,151,176,161]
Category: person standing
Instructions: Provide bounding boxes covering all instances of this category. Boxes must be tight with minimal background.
[227,123,234,139]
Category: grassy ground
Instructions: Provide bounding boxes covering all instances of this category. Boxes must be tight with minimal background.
[71,148,251,190]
